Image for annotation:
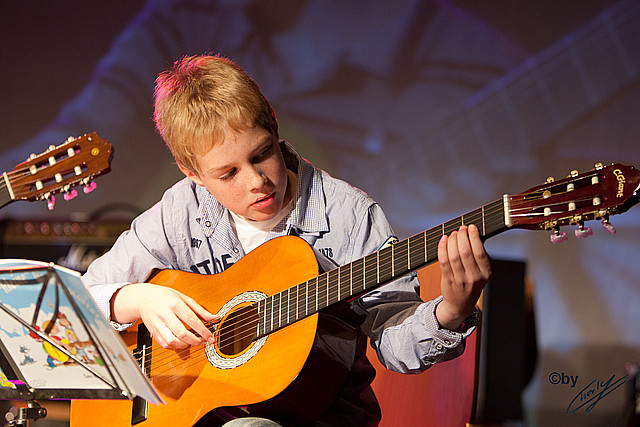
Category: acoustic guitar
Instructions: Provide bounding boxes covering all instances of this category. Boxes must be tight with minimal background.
[0,132,112,210]
[69,162,639,426]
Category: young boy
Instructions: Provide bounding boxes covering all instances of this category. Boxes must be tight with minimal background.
[82,54,491,426]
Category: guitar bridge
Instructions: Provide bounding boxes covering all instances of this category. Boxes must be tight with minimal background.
[131,323,153,425]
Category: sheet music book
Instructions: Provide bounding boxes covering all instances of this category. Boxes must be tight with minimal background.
[0,259,163,405]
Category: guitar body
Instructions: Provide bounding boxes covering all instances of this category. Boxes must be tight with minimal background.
[71,236,352,426]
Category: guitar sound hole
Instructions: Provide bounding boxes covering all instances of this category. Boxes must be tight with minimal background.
[217,305,258,356]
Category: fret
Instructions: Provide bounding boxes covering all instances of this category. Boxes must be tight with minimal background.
[390,241,394,278]
[255,198,508,338]
[338,264,351,302]
[326,269,339,305]
[255,299,263,336]
[408,232,425,271]
[294,283,303,322]
[378,245,393,285]
[297,282,304,319]
[317,273,328,310]
[304,281,309,317]
[423,231,428,267]
[351,258,364,295]
[267,295,274,333]
[282,288,289,326]
[363,253,377,290]
[273,292,281,330]
[426,227,441,264]
[466,208,482,232]
[295,286,301,322]
[297,283,304,321]
[307,277,318,313]
[406,236,411,271]
[443,217,462,235]
[261,299,268,336]
[393,239,410,277]
[279,292,285,329]
[286,287,292,325]
[483,199,508,237]
[306,277,323,312]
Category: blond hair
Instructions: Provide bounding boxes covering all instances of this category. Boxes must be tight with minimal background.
[153,55,278,174]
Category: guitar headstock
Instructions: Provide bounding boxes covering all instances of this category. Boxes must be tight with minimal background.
[5,132,112,209]
[507,163,640,241]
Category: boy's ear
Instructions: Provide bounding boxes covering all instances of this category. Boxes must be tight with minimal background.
[178,164,205,187]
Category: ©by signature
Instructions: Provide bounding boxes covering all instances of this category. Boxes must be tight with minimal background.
[566,373,630,414]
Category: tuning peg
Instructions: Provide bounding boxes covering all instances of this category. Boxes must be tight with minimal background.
[83,181,97,194]
[46,194,55,211]
[63,189,78,201]
[550,230,568,244]
[574,224,593,239]
[601,218,616,235]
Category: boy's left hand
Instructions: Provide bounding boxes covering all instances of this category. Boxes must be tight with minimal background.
[435,224,492,331]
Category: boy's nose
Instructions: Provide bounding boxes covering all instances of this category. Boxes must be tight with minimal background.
[249,167,268,190]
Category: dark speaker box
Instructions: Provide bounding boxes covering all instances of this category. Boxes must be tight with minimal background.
[0,219,129,272]
[472,258,536,423]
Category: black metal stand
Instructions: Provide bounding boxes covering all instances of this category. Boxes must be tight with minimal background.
[4,401,47,427]
[0,260,159,426]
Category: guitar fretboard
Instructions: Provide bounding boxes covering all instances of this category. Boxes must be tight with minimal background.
[254,198,507,338]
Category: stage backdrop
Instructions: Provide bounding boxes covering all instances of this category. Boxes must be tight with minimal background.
[1,1,638,425]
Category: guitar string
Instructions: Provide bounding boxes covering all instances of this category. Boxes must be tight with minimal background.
[133,212,511,384]
[128,190,582,370]
[2,154,89,178]
[509,199,602,217]
[0,142,608,377]
[0,142,100,193]
[149,187,595,365]
[133,200,512,369]
[130,201,510,374]
[132,191,609,387]
[1,163,90,201]
[130,189,604,377]
[3,165,89,182]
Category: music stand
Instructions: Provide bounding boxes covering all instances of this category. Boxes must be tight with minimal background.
[0,259,162,425]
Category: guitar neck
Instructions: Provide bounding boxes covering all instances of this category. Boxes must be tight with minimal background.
[255,198,508,338]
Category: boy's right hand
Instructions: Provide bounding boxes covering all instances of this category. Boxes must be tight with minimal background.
[110,283,220,349]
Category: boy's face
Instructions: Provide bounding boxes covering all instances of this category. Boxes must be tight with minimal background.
[181,126,291,222]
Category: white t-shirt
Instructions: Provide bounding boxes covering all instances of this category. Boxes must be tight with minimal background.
[229,171,297,253]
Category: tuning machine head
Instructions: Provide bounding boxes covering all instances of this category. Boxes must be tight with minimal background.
[549,224,568,244]
[574,223,593,238]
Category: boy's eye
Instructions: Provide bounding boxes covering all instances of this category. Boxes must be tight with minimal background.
[220,168,236,181]
[258,143,273,159]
